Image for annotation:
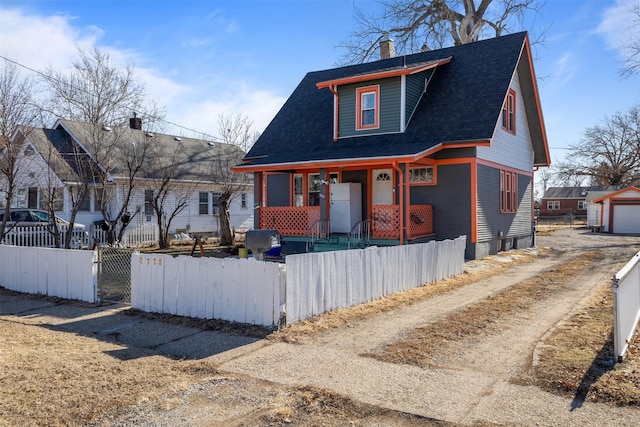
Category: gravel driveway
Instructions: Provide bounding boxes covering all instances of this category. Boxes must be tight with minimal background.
[97,228,640,426]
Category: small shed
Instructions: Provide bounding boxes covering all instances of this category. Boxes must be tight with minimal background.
[592,187,640,234]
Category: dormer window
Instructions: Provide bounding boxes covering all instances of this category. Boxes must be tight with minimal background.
[356,85,379,130]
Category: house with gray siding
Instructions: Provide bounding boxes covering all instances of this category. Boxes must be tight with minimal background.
[233,32,550,259]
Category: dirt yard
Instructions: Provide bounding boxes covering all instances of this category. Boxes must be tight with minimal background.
[1,227,639,426]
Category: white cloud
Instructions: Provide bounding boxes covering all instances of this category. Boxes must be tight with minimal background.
[0,8,99,71]
[596,0,638,53]
[0,7,284,138]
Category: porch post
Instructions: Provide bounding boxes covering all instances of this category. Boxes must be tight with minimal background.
[254,172,262,229]
[403,162,410,241]
[400,163,408,244]
[319,168,328,224]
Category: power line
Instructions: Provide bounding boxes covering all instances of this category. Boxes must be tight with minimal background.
[0,55,225,142]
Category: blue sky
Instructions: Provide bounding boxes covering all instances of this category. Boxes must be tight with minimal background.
[0,0,638,166]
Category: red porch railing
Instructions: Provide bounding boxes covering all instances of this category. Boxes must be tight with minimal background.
[260,204,433,241]
[408,204,434,238]
[371,205,400,239]
[259,206,320,236]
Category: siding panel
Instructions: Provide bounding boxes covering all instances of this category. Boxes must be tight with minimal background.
[476,164,533,251]
[338,78,401,137]
[267,173,290,207]
[410,164,473,257]
[477,68,535,171]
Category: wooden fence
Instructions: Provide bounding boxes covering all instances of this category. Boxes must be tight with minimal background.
[284,236,466,323]
[131,254,285,327]
[0,245,97,302]
[0,236,466,328]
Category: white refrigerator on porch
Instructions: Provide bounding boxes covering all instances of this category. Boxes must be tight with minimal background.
[329,183,362,233]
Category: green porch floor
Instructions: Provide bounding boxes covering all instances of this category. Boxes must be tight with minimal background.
[280,234,400,255]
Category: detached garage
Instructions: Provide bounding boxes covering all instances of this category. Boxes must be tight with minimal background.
[592,187,640,234]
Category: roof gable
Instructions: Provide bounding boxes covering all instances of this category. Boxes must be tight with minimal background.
[240,32,548,171]
[592,186,640,203]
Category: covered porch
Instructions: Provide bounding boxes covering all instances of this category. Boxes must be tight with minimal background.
[257,203,434,253]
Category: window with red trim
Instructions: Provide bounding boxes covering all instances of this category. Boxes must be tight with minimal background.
[501,89,516,134]
[356,85,379,130]
[500,170,518,213]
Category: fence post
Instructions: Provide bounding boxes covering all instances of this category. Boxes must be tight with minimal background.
[612,275,622,363]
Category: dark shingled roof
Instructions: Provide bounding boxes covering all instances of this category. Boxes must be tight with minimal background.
[242,32,535,169]
[542,186,625,200]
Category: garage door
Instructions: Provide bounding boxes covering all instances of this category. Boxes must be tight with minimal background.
[613,205,640,234]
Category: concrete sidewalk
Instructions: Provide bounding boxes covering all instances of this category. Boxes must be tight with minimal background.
[0,292,265,361]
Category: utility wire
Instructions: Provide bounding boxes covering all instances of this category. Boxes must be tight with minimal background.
[0,55,225,142]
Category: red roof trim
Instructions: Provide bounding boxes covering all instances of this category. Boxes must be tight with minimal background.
[316,57,452,89]
[592,186,640,203]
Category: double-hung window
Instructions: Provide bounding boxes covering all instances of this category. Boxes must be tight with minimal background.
[144,190,154,215]
[502,89,516,134]
[356,85,380,130]
[500,170,518,213]
[199,192,209,215]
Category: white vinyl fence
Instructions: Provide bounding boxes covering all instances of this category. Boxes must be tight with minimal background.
[1,236,466,328]
[0,245,97,302]
[131,254,285,327]
[612,250,640,362]
[285,236,466,323]
[1,225,88,248]
[92,223,159,248]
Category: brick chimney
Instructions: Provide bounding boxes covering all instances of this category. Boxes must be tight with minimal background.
[380,33,395,59]
[129,112,142,130]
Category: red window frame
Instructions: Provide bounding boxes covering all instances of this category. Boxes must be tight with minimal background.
[500,170,518,213]
[356,85,380,130]
[501,89,516,135]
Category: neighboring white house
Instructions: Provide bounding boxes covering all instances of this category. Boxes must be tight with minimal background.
[1,118,253,237]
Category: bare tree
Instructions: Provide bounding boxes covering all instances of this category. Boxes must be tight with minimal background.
[340,0,545,63]
[621,4,640,77]
[556,105,640,187]
[534,167,554,201]
[42,47,164,246]
[94,126,156,244]
[143,136,197,249]
[0,61,40,241]
[211,113,257,246]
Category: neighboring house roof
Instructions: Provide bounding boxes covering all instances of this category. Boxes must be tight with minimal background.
[542,186,625,200]
[238,31,548,170]
[20,127,81,182]
[55,119,248,184]
[592,186,640,203]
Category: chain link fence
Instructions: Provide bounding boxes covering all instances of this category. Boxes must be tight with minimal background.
[97,247,135,303]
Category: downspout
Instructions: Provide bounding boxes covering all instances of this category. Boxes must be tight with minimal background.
[328,84,339,142]
[392,162,405,245]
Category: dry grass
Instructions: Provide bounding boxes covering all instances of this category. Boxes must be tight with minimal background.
[0,320,219,426]
[2,241,639,425]
[270,248,546,343]
[517,283,640,405]
[367,251,604,367]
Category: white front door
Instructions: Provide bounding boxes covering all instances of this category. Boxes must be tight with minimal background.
[372,169,393,205]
